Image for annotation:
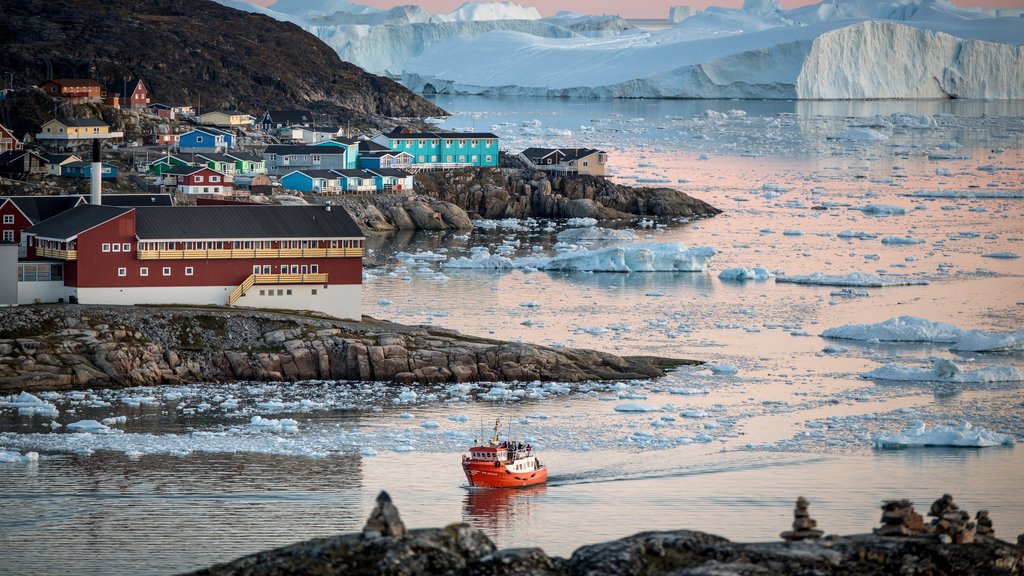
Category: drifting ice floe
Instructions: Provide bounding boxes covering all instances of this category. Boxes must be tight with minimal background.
[873,420,1015,448]
[0,450,39,464]
[822,316,1024,352]
[858,204,906,215]
[555,227,636,242]
[864,359,1024,383]
[446,243,716,273]
[718,267,773,281]
[1,392,59,417]
[776,272,928,287]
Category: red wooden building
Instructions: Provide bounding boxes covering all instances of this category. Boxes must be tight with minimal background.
[19,204,364,319]
[0,124,23,154]
[163,165,230,195]
[106,78,151,109]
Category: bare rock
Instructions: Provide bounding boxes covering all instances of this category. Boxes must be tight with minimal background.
[363,491,406,539]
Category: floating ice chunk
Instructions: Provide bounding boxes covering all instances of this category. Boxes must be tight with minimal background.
[669,388,708,395]
[101,416,127,426]
[858,204,906,215]
[448,414,469,422]
[881,236,925,245]
[377,299,393,306]
[614,403,659,412]
[952,329,1024,353]
[823,316,961,343]
[832,128,888,141]
[399,412,415,419]
[907,190,1024,199]
[864,359,1023,383]
[249,416,299,432]
[822,345,848,354]
[443,249,516,269]
[707,363,738,375]
[873,420,1014,448]
[4,392,59,417]
[0,451,39,464]
[420,421,441,429]
[519,301,541,308]
[783,229,803,236]
[680,409,706,418]
[393,445,416,452]
[528,243,716,273]
[360,447,378,457]
[398,390,418,402]
[66,420,110,432]
[776,272,927,287]
[982,252,1020,259]
[718,267,773,281]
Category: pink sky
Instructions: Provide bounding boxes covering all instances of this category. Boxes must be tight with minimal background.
[247,0,1023,18]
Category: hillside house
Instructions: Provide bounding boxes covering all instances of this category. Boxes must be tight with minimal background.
[263,144,348,176]
[283,126,341,145]
[520,147,608,177]
[193,153,238,176]
[313,139,360,169]
[106,78,151,109]
[36,118,121,143]
[0,124,23,154]
[369,168,414,192]
[17,204,364,319]
[147,154,194,177]
[358,140,414,170]
[61,161,118,180]
[39,79,103,104]
[178,128,234,153]
[281,170,343,194]
[224,151,266,175]
[0,150,48,179]
[163,165,230,195]
[198,111,253,128]
[261,110,315,133]
[373,128,499,168]
[43,153,82,176]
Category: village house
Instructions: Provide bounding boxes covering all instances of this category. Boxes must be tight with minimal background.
[369,168,414,193]
[0,150,48,179]
[280,167,412,195]
[282,125,343,145]
[43,153,82,176]
[198,111,253,128]
[373,127,499,168]
[520,147,608,177]
[358,140,414,170]
[0,124,23,154]
[39,79,103,104]
[147,153,194,177]
[178,127,234,153]
[163,165,230,195]
[262,144,348,176]
[36,118,120,143]
[224,151,266,175]
[15,203,364,319]
[145,131,181,146]
[61,161,118,180]
[313,139,360,169]
[193,153,238,176]
[260,109,315,134]
[105,77,151,109]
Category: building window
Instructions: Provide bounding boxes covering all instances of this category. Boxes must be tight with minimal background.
[2,215,12,224]
[290,265,299,274]
[300,265,308,274]
[418,155,425,162]
[253,265,260,274]
[446,155,453,162]
[102,243,110,252]
[406,140,413,147]
[122,243,130,252]
[196,136,203,143]
[280,265,288,273]
[277,289,284,296]
[140,267,148,277]
[269,154,277,161]
[195,175,203,183]
[117,267,127,277]
[184,266,193,276]
[112,243,121,252]
[445,139,452,146]
[471,155,477,162]
[259,290,265,296]
[310,264,318,274]
[485,155,492,162]
[210,176,220,182]
[471,140,478,146]
[262,265,271,274]
[583,161,589,167]
[312,155,321,163]
[486,139,493,146]
[2,230,12,242]
[311,289,317,295]
[163,267,171,276]
[286,289,292,295]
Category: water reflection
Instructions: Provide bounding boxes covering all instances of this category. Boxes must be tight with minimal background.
[463,485,547,533]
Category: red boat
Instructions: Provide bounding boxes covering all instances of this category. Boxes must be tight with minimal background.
[462,419,547,488]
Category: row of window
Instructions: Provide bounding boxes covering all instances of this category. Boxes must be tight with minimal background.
[253,264,319,274]
[117,266,194,277]
[191,175,221,183]
[102,243,132,253]
[17,263,63,282]
[395,139,493,148]
[136,240,363,251]
[416,155,491,163]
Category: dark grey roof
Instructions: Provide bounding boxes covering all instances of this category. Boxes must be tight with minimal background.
[108,78,144,97]
[521,148,561,161]
[387,127,498,139]
[264,145,345,156]
[194,153,235,163]
[264,110,315,125]
[2,195,84,223]
[163,165,206,176]
[334,169,375,178]
[325,137,358,146]
[187,127,230,138]
[367,168,411,177]
[102,194,173,207]
[224,151,262,162]
[43,153,79,164]
[24,205,131,241]
[359,140,391,152]
[134,206,362,240]
[286,170,341,179]
[522,147,603,162]
[60,118,109,128]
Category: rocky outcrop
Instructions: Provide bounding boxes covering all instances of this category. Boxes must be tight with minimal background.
[0,305,696,393]
[412,163,722,221]
[332,195,474,233]
[187,492,1024,576]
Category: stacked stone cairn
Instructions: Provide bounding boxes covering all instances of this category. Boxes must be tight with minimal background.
[362,491,406,539]
[780,496,824,541]
[975,510,994,537]
[875,499,926,536]
[928,494,976,544]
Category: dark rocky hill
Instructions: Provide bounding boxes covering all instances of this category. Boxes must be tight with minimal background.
[0,0,444,126]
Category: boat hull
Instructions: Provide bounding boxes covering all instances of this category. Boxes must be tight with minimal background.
[463,461,547,488]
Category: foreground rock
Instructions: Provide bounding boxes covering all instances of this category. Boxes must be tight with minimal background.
[0,305,695,393]
[413,163,722,221]
[187,492,1024,576]
[332,194,474,233]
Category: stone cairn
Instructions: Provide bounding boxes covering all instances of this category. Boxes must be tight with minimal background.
[928,493,976,544]
[975,510,993,537]
[875,499,926,536]
[363,491,406,539]
[780,496,824,541]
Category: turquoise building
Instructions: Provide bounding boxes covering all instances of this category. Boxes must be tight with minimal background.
[373,128,499,167]
[313,138,360,170]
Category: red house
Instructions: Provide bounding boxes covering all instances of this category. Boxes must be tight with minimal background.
[20,204,364,320]
[0,124,23,154]
[106,78,151,109]
[164,165,230,195]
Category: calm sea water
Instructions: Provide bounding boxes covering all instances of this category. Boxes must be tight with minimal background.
[2,96,1023,575]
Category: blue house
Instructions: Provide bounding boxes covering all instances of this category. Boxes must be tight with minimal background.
[372,127,499,168]
[335,169,378,193]
[313,138,360,169]
[367,168,414,193]
[280,170,342,194]
[61,161,117,180]
[358,140,414,170]
[178,127,234,153]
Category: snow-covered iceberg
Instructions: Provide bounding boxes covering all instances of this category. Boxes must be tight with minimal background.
[776,272,928,287]
[863,358,1024,383]
[823,316,1024,352]
[718,267,773,281]
[873,420,1015,448]
[445,243,716,272]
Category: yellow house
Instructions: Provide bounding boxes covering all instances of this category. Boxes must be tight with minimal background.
[198,111,253,127]
[36,118,123,141]
[520,147,608,177]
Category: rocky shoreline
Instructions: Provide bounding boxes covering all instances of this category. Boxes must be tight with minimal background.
[0,305,695,393]
[188,491,1024,576]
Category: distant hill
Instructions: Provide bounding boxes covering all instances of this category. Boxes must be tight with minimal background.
[0,0,445,126]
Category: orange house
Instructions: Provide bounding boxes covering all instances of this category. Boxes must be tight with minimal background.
[39,79,103,104]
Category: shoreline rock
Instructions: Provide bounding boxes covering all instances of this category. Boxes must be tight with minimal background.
[186,491,1024,576]
[0,305,697,393]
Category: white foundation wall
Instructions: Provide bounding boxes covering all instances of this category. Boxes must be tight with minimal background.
[76,284,361,320]
[19,281,70,305]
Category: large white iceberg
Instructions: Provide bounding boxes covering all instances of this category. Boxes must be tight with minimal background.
[776,272,928,287]
[445,243,716,272]
[864,358,1024,383]
[873,420,1015,448]
[823,316,1024,352]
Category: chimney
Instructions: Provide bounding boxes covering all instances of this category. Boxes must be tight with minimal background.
[90,138,102,205]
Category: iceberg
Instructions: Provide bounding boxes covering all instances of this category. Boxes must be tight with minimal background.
[446,243,716,273]
[776,272,928,287]
[873,420,1015,448]
[822,316,1024,352]
[718,267,773,281]
[863,358,1024,383]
